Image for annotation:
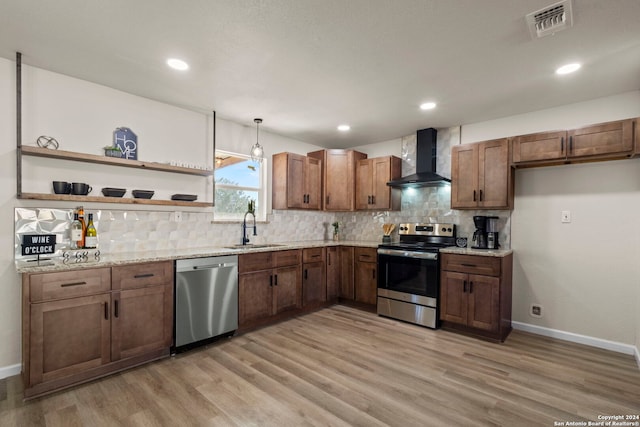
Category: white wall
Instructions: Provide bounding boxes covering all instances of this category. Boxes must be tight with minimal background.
[462,91,640,352]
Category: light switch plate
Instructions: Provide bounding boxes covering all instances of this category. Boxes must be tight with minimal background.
[561,210,571,223]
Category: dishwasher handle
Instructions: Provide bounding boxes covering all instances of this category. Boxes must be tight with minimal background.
[191,263,235,270]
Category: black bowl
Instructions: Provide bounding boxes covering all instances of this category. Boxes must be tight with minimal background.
[132,190,154,199]
[102,187,126,197]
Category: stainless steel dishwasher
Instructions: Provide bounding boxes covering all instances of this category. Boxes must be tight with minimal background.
[174,255,238,353]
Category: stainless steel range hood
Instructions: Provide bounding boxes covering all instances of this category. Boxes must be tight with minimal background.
[387,128,451,187]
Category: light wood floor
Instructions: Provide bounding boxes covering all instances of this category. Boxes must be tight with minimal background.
[2,305,639,426]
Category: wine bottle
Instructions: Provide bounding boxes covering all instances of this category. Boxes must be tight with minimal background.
[70,212,83,249]
[77,206,86,248]
[84,213,98,249]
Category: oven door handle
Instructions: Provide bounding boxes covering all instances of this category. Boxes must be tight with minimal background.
[377,248,438,260]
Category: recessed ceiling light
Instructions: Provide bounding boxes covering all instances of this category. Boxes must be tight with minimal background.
[337,124,351,132]
[555,63,581,75]
[167,58,189,71]
[420,102,437,110]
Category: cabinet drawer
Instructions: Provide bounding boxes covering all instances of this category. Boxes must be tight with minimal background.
[441,254,501,277]
[29,268,111,302]
[303,247,325,263]
[239,252,273,273]
[274,250,301,268]
[112,261,173,290]
[354,247,377,263]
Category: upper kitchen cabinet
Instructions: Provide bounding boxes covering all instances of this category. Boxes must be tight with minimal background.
[451,138,513,210]
[355,156,402,211]
[307,149,367,211]
[272,153,322,210]
[511,119,635,167]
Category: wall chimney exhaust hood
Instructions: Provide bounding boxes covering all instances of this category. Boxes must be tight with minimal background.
[387,128,451,188]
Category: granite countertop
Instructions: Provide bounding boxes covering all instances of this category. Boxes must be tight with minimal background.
[439,247,513,257]
[15,240,380,273]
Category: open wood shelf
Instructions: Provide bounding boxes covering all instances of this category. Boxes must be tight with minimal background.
[20,146,213,177]
[19,193,212,208]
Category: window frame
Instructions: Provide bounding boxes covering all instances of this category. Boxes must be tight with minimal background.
[213,149,267,222]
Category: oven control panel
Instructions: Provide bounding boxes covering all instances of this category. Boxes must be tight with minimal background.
[397,223,455,237]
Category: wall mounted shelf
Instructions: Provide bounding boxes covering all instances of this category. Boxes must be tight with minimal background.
[19,192,211,208]
[20,146,213,177]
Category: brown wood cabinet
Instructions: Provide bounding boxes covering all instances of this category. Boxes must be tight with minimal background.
[272,152,322,210]
[307,149,367,211]
[511,119,635,167]
[355,156,402,211]
[451,138,513,210]
[238,250,302,327]
[440,253,512,342]
[354,247,377,305]
[326,246,340,301]
[302,248,326,306]
[339,246,355,300]
[111,262,173,361]
[22,261,173,399]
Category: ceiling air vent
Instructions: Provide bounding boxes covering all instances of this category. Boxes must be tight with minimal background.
[525,0,573,39]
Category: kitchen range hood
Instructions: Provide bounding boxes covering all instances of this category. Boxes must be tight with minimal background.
[387,127,451,187]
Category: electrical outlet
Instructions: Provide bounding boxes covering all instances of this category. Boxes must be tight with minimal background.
[173,211,182,222]
[530,304,542,318]
[561,210,571,223]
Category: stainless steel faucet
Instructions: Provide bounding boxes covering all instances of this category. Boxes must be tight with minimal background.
[242,210,257,245]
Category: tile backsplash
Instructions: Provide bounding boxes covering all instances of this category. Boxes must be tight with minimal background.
[14,127,512,259]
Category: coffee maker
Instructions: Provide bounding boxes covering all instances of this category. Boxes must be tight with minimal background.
[486,216,499,249]
[472,216,488,249]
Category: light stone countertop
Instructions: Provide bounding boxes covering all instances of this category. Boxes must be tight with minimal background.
[15,240,380,274]
[439,247,513,257]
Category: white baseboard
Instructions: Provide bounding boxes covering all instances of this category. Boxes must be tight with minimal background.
[0,363,21,380]
[512,321,637,356]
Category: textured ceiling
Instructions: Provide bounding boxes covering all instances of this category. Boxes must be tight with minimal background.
[1,0,639,148]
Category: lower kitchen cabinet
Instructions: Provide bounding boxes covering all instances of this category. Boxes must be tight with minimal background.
[326,246,339,301]
[22,261,173,399]
[302,248,326,306]
[440,252,512,342]
[354,247,377,305]
[338,246,355,300]
[238,250,302,328]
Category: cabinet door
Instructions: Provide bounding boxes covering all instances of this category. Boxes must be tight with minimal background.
[324,150,352,211]
[239,270,273,326]
[451,144,479,209]
[326,247,340,300]
[354,261,377,305]
[305,157,322,209]
[440,271,468,325]
[287,153,307,208]
[302,262,326,306]
[111,284,173,361]
[355,159,372,210]
[273,265,301,314]
[511,131,567,164]
[339,246,355,300]
[568,119,634,159]
[467,274,500,332]
[29,293,111,385]
[478,138,510,209]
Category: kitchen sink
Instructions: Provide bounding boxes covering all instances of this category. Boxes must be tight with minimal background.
[224,244,285,250]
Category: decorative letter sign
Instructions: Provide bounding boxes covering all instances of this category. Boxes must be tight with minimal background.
[21,234,56,256]
[113,127,138,160]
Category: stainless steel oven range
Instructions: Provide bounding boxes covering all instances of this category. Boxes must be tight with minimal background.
[377,223,456,329]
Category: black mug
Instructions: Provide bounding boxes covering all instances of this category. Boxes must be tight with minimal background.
[72,182,92,195]
[52,181,71,194]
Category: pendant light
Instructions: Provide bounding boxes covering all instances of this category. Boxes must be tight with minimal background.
[250,118,264,163]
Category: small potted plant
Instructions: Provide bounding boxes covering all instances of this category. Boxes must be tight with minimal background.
[331,221,340,241]
[103,145,122,158]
